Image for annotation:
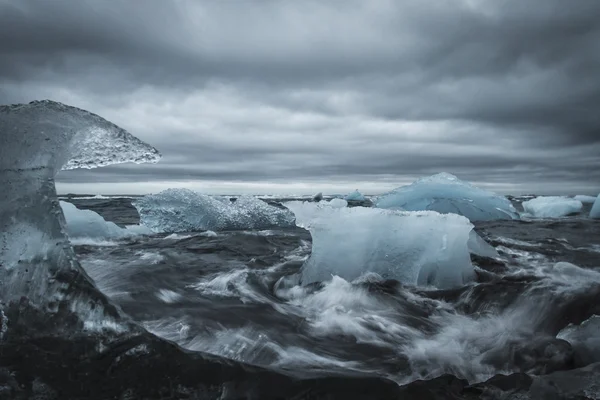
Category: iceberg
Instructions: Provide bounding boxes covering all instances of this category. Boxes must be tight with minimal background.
[574,195,598,203]
[133,188,295,233]
[375,172,519,221]
[285,201,475,288]
[522,196,583,218]
[344,189,366,202]
[60,200,151,240]
[0,100,160,331]
[591,194,600,219]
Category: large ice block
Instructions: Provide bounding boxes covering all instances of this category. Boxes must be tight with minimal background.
[0,100,160,332]
[285,201,475,288]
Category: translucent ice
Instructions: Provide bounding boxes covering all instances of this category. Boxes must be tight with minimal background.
[574,195,598,204]
[591,194,600,219]
[0,100,160,331]
[344,190,366,202]
[522,196,583,218]
[134,188,295,233]
[375,173,519,221]
[285,201,475,288]
[60,201,151,240]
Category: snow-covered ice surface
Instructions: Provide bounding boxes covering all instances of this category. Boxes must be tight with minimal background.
[285,201,475,288]
[591,194,600,219]
[61,200,151,241]
[375,172,519,221]
[134,188,295,233]
[0,100,160,332]
[522,196,583,218]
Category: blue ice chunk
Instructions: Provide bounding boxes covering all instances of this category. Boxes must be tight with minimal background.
[375,173,519,221]
[344,190,366,201]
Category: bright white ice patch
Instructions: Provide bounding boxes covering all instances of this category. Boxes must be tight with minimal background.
[375,172,519,221]
[134,188,295,233]
[522,196,583,218]
[285,201,475,288]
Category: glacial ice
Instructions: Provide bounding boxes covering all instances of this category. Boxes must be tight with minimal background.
[574,195,598,203]
[133,188,296,233]
[0,100,160,329]
[591,194,600,219]
[327,198,348,208]
[60,201,151,240]
[375,173,519,221]
[344,190,366,202]
[285,201,475,288]
[522,196,583,218]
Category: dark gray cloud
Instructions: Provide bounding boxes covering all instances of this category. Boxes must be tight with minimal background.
[1,0,599,194]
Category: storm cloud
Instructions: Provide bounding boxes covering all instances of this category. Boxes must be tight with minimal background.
[1,0,599,194]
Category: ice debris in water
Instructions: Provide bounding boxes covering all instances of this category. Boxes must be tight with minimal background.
[133,188,296,233]
[591,194,600,219]
[285,201,475,288]
[0,100,160,327]
[574,195,598,204]
[375,172,519,221]
[522,196,583,218]
[60,201,151,240]
[344,190,366,201]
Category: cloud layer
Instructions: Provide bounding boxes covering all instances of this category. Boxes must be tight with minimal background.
[1,0,599,194]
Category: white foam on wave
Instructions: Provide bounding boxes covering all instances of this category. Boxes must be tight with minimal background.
[135,251,164,264]
[184,325,363,373]
[156,289,183,304]
[69,238,120,247]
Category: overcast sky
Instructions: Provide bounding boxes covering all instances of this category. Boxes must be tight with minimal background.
[1,0,599,195]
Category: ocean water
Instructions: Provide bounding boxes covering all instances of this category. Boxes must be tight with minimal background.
[60,195,600,387]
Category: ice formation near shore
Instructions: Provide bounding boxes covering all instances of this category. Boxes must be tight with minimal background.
[522,196,583,218]
[60,201,151,240]
[133,188,296,233]
[375,172,519,221]
[285,201,475,288]
[0,100,160,328]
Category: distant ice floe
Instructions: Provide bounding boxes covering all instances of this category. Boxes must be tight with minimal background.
[285,201,475,289]
[61,201,152,241]
[522,196,583,218]
[375,172,519,221]
[591,194,600,219]
[133,188,296,233]
[344,190,367,202]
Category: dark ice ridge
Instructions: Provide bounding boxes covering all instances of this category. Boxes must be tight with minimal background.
[1,100,600,399]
